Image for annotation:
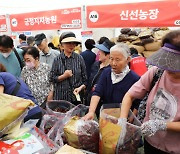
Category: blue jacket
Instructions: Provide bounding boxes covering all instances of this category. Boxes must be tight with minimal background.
[80,50,96,80]
[93,67,140,108]
[0,72,41,119]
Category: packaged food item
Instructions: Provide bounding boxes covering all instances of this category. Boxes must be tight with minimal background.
[55,144,84,154]
[0,133,44,154]
[64,116,99,153]
[0,93,34,134]
[99,104,141,154]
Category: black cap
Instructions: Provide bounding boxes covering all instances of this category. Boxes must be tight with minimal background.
[19,34,26,41]
[35,33,46,45]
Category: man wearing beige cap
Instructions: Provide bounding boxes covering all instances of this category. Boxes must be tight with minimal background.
[50,31,87,105]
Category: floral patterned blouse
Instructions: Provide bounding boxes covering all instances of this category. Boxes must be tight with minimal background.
[21,63,51,105]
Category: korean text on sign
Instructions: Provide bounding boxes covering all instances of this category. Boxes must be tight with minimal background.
[24,16,57,26]
[120,9,159,20]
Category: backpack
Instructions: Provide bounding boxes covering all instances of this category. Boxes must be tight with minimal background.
[13,48,25,70]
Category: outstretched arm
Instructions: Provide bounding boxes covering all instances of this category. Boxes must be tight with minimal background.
[120,92,135,118]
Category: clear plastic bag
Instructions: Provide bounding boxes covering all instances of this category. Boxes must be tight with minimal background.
[46,100,75,119]
[64,116,99,153]
[69,104,89,117]
[30,126,59,154]
[47,120,64,147]
[40,114,60,134]
[45,104,89,147]
[99,104,141,154]
[0,110,28,137]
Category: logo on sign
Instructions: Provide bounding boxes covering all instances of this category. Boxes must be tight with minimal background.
[174,20,180,25]
[11,18,18,27]
[89,11,99,23]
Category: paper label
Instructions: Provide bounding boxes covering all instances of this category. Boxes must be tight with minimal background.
[5,133,44,153]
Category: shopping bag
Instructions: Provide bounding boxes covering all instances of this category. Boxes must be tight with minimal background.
[99,104,141,154]
[64,116,99,153]
[0,93,34,136]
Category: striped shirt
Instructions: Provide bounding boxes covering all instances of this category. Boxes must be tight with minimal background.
[50,51,87,101]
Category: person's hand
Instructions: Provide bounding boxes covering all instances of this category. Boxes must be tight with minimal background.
[82,112,95,121]
[63,70,73,78]
[141,120,167,136]
[117,118,127,125]
[73,87,81,95]
[117,118,127,146]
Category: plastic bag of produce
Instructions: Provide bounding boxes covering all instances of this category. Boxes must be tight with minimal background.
[46,100,75,119]
[64,116,99,153]
[99,104,141,154]
[0,93,34,136]
[40,114,60,134]
[30,127,59,154]
[47,119,64,147]
[46,104,89,146]
[69,104,89,117]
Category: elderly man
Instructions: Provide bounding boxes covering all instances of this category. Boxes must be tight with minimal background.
[35,33,60,69]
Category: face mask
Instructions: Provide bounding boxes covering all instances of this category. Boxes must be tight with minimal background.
[25,62,35,69]
[1,52,11,58]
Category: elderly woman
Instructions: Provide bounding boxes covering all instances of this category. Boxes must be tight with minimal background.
[21,47,52,107]
[86,39,115,106]
[120,30,180,153]
[50,31,87,105]
[83,43,140,120]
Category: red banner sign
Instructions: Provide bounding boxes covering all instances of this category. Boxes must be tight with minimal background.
[0,15,7,32]
[87,1,180,28]
[10,7,81,31]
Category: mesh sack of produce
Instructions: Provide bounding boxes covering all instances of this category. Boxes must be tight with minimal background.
[99,104,141,154]
[46,100,75,119]
[64,116,99,153]
[0,93,34,136]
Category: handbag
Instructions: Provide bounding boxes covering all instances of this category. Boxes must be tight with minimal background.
[137,68,164,122]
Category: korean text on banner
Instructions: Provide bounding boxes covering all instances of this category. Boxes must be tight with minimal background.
[9,7,81,31]
[87,0,180,28]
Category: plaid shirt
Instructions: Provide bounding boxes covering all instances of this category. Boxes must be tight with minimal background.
[50,52,87,101]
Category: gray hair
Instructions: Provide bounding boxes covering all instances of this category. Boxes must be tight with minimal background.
[110,43,130,59]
